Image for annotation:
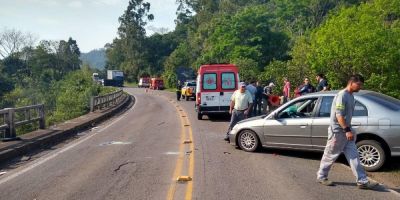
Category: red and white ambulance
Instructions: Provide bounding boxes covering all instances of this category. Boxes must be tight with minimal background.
[195,64,240,120]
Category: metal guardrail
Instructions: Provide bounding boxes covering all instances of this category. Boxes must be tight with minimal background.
[90,89,124,112]
[0,90,124,140]
[0,104,45,140]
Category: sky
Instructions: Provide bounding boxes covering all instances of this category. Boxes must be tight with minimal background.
[0,0,179,53]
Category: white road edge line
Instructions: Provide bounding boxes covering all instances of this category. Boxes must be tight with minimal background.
[0,94,136,185]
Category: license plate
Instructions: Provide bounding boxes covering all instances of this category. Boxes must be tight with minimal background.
[206,96,215,101]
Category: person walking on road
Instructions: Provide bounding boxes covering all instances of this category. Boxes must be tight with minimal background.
[316,74,378,189]
[176,80,183,101]
[225,82,253,141]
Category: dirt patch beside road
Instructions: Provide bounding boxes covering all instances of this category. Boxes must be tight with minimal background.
[367,157,400,191]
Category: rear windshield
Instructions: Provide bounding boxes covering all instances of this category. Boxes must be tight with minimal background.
[363,92,400,111]
[221,72,236,89]
[203,73,217,90]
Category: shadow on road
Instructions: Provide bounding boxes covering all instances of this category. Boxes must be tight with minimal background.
[252,146,400,187]
[255,147,323,161]
[255,147,400,171]
[206,113,231,122]
[379,157,400,172]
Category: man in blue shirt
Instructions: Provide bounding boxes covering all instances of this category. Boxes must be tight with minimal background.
[316,73,328,92]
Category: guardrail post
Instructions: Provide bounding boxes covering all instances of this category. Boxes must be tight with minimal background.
[39,104,45,129]
[5,108,16,139]
[90,97,94,112]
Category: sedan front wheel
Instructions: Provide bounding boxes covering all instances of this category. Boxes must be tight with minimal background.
[238,130,259,152]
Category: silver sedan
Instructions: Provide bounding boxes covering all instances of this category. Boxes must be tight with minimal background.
[229,90,400,171]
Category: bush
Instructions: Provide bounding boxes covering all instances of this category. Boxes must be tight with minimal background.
[47,69,103,125]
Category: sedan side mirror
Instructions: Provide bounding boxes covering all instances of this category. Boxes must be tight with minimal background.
[271,112,278,119]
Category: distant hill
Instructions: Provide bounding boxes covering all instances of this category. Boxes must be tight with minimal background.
[80,48,106,70]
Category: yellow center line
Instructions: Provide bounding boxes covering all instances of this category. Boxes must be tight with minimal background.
[166,105,186,200]
[184,116,194,200]
[165,96,195,200]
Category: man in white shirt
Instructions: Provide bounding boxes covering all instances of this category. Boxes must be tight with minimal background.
[224,82,253,141]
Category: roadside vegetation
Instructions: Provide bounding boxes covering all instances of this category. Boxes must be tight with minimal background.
[0,31,115,131]
[105,0,400,99]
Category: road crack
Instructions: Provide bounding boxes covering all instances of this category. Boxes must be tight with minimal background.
[114,161,136,172]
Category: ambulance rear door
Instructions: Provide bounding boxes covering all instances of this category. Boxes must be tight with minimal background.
[200,72,220,109]
[219,72,238,111]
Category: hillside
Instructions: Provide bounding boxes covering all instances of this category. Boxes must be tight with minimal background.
[80,48,106,69]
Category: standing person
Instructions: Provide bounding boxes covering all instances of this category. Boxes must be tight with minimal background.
[262,82,275,114]
[224,82,253,141]
[282,77,291,103]
[298,78,315,96]
[246,81,257,117]
[176,80,183,101]
[254,81,263,115]
[316,73,329,92]
[316,74,378,189]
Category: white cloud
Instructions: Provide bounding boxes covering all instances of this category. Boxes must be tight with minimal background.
[92,0,122,6]
[26,0,58,7]
[68,1,83,8]
[37,17,59,25]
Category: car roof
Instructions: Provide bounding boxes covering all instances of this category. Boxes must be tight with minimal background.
[301,90,375,97]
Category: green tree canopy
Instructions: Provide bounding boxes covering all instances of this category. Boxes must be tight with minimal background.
[308,0,400,97]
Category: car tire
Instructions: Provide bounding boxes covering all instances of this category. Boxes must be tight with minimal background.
[197,112,202,120]
[356,140,386,172]
[238,130,259,152]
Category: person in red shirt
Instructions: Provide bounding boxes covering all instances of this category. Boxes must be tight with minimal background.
[283,77,291,103]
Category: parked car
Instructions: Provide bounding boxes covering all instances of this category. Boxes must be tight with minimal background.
[195,64,240,120]
[181,80,196,101]
[229,90,400,171]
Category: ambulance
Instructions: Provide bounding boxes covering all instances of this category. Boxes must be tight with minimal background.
[195,64,240,120]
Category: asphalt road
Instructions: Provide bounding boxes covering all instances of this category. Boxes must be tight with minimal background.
[0,88,399,200]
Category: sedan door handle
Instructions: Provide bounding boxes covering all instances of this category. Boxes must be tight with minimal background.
[300,124,308,128]
[352,123,361,128]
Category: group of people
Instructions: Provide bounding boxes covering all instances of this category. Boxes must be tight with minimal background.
[225,73,378,190]
[241,81,277,117]
[238,73,331,118]
[224,80,275,141]
[224,73,330,139]
[293,73,329,98]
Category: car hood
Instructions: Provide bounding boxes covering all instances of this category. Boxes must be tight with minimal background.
[237,115,266,124]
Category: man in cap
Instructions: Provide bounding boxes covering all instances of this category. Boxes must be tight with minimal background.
[224,82,253,141]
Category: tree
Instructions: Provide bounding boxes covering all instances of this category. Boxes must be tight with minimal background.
[111,0,154,81]
[198,5,290,70]
[0,62,14,103]
[308,0,400,97]
[0,28,37,59]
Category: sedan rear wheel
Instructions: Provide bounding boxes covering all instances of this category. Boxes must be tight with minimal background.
[238,130,259,152]
[356,140,386,172]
